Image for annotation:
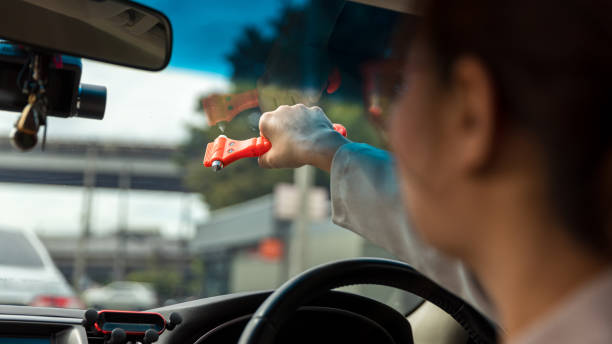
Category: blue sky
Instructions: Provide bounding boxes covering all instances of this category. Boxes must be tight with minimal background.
[136,0,306,75]
[0,1,309,237]
[0,61,223,237]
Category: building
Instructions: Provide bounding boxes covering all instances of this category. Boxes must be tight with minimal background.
[190,194,377,296]
[41,230,192,290]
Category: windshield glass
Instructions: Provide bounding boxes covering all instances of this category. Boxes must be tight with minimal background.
[0,0,420,313]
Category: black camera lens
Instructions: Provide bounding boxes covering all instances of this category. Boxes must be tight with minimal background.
[76,84,106,120]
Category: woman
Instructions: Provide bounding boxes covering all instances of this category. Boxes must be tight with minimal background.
[257,0,612,342]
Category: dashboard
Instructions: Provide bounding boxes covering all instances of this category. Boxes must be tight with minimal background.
[0,290,415,344]
[0,339,52,344]
[0,307,87,343]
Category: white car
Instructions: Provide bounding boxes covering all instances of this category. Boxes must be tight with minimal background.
[82,281,158,310]
[0,227,83,308]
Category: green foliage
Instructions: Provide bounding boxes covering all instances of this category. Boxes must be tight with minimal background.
[176,4,385,210]
[178,98,382,210]
[127,269,181,302]
[126,259,207,301]
[185,259,206,297]
[177,110,294,210]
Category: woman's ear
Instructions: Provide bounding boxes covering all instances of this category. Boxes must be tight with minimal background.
[446,56,497,174]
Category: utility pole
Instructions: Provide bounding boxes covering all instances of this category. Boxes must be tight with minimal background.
[113,165,131,281]
[178,193,193,298]
[73,147,96,291]
[288,165,314,276]
[179,193,192,239]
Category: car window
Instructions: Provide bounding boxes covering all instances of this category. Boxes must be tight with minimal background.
[0,230,44,268]
[0,0,419,313]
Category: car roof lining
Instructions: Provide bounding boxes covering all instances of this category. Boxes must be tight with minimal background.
[348,0,421,15]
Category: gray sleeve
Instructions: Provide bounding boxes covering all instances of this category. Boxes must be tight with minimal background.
[330,143,497,321]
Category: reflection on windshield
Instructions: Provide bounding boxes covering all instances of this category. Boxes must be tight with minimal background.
[0,0,419,313]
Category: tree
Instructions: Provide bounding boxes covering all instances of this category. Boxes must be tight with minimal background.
[177,2,390,210]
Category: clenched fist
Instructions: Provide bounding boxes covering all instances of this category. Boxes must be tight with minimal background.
[258,104,350,172]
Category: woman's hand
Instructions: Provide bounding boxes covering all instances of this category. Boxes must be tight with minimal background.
[258,104,350,172]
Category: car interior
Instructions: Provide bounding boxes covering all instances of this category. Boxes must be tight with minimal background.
[0,0,499,343]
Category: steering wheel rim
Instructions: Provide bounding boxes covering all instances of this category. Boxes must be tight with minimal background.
[238,258,498,344]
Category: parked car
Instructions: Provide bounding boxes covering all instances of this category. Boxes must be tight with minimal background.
[0,227,83,308]
[82,281,158,310]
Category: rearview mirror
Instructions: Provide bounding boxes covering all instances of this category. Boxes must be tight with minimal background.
[0,0,172,71]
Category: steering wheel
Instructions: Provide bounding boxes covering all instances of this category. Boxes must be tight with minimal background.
[238,258,497,344]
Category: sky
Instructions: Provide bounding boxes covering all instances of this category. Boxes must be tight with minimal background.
[0,0,308,238]
[0,61,226,238]
[137,0,306,74]
[0,183,206,239]
[19,61,228,144]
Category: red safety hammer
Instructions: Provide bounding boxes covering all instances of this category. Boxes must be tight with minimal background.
[203,123,347,171]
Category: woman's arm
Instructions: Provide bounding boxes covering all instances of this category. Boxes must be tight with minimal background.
[330,142,496,320]
[258,104,497,321]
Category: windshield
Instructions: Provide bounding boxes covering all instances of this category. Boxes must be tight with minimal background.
[0,0,420,313]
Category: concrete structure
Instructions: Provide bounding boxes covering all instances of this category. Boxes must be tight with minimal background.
[0,138,192,290]
[41,231,192,288]
[189,194,422,313]
[191,194,368,296]
[0,139,185,191]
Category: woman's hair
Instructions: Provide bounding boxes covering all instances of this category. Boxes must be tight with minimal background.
[420,0,612,254]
